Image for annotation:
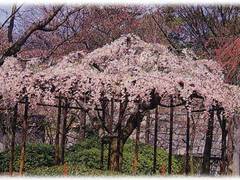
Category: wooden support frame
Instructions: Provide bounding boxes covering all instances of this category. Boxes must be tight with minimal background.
[55,95,62,165]
[168,96,174,175]
[9,103,18,176]
[60,98,69,165]
[132,121,140,175]
[201,108,215,175]
[216,109,227,174]
[0,94,227,175]
[153,107,158,174]
[19,96,29,175]
[107,98,114,170]
[100,138,104,170]
[185,107,190,175]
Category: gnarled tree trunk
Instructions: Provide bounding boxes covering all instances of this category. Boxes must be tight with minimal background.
[109,137,124,171]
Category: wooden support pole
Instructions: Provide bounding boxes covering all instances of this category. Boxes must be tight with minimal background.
[107,98,114,170]
[100,101,107,170]
[218,111,227,174]
[55,95,62,165]
[107,140,112,170]
[201,109,214,175]
[185,107,190,175]
[116,102,123,171]
[79,110,86,140]
[153,107,158,174]
[60,98,68,165]
[145,111,150,144]
[132,121,140,175]
[100,138,104,170]
[168,97,174,175]
[19,96,29,176]
[9,103,18,176]
[109,98,114,133]
[79,97,87,140]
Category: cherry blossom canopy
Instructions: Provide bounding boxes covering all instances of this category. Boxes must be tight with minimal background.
[0,34,239,115]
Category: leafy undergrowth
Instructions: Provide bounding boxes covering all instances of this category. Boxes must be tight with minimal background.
[0,135,185,176]
[26,164,122,176]
[0,143,54,172]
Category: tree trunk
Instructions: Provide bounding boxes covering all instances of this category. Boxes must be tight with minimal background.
[9,103,18,176]
[19,97,29,175]
[109,137,124,171]
[55,96,62,165]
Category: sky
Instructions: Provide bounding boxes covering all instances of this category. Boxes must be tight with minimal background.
[0,5,10,23]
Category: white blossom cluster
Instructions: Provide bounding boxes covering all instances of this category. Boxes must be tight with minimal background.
[0,34,239,117]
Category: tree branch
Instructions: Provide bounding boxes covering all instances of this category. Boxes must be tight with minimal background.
[0,6,63,65]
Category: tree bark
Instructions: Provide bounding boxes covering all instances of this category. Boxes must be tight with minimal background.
[9,103,18,176]
[19,97,29,175]
[109,137,124,171]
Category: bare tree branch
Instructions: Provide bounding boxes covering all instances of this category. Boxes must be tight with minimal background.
[0,6,63,65]
[0,4,23,31]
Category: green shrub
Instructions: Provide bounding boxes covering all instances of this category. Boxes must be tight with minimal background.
[122,139,183,175]
[0,143,54,172]
[65,137,184,175]
[0,136,184,175]
[65,136,108,170]
[27,164,122,176]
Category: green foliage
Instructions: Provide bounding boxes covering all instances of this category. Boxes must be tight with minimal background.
[65,137,184,175]
[0,143,54,172]
[27,164,122,176]
[65,136,108,170]
[0,136,185,175]
[122,139,183,175]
